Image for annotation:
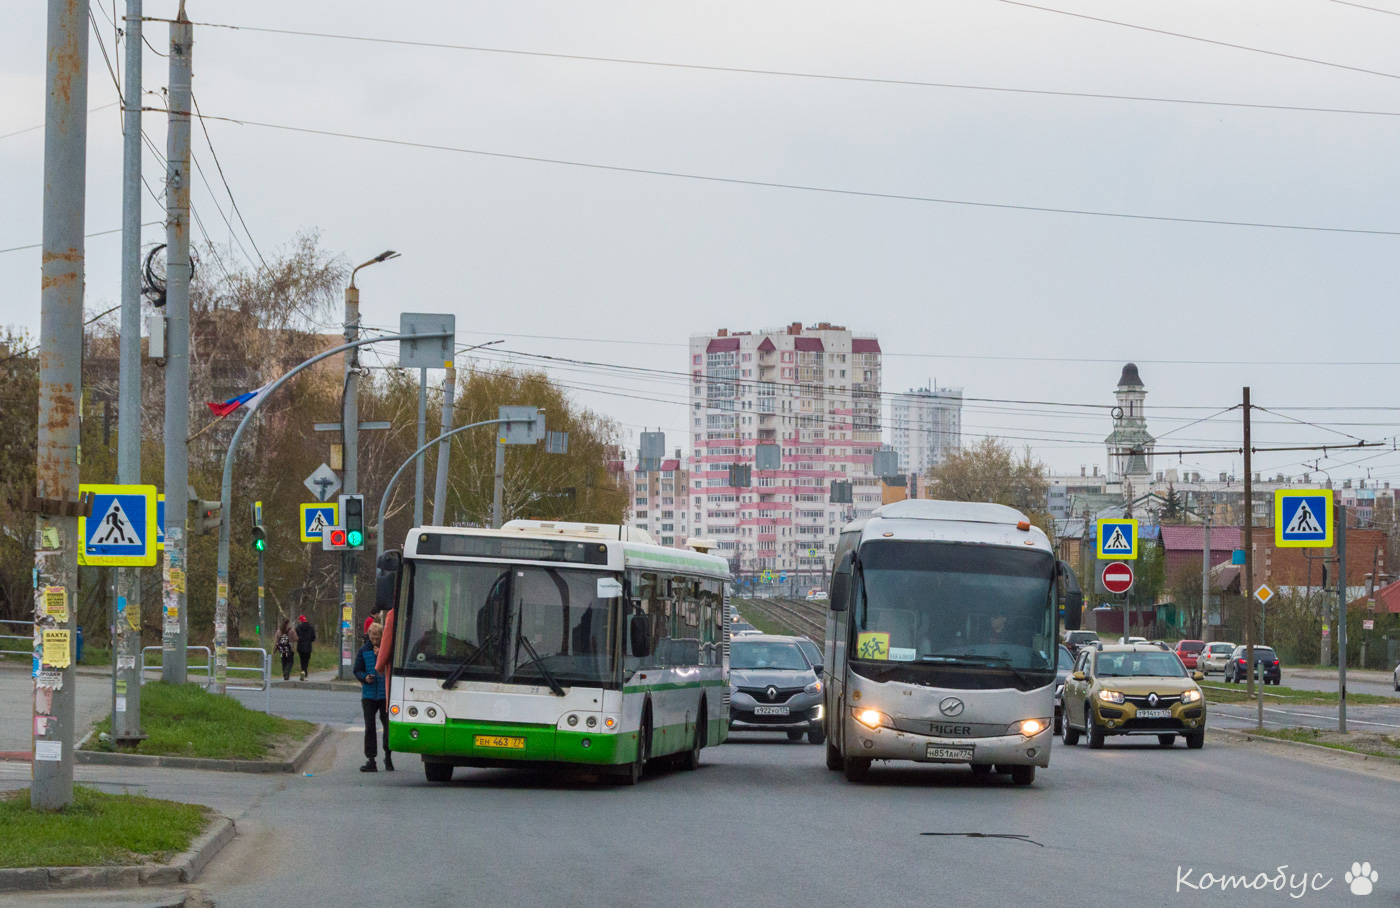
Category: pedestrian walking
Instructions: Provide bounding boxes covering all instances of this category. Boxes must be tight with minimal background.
[295,614,316,681]
[275,618,295,681]
[356,623,392,772]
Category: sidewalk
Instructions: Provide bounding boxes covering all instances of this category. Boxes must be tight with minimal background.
[270,668,358,692]
[1289,667,1392,683]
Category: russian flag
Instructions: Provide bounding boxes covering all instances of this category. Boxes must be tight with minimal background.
[206,382,271,418]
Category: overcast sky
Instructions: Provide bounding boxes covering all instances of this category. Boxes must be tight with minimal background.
[4,0,1400,484]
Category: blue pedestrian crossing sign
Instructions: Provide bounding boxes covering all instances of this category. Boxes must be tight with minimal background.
[78,484,158,566]
[1275,490,1332,548]
[1096,518,1138,560]
[155,495,165,550]
[300,503,339,543]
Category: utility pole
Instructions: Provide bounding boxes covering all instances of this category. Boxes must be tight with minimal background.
[161,7,193,684]
[31,0,89,810]
[113,0,144,743]
[1242,388,1255,704]
[492,436,506,528]
[415,368,428,525]
[1201,514,1211,640]
[431,366,455,525]
[1338,503,1348,733]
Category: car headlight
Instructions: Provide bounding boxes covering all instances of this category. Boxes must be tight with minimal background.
[853,708,891,730]
[804,680,822,696]
[1181,689,1202,704]
[1097,689,1125,704]
[1009,718,1050,736]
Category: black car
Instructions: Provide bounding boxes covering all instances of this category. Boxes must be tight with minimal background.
[1064,630,1100,655]
[1053,644,1074,735]
[728,635,825,744]
[1224,645,1281,685]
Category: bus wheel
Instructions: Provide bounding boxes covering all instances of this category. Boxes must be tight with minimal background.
[825,736,844,771]
[970,763,992,775]
[678,703,705,771]
[424,761,453,783]
[843,756,871,783]
[619,709,651,785]
[1010,765,1035,786]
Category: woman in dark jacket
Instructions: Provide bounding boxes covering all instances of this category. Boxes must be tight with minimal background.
[294,615,316,681]
[275,618,295,681]
[355,623,392,772]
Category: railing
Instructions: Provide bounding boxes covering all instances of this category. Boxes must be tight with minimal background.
[141,645,212,687]
[0,618,34,659]
[226,647,271,712]
[140,645,271,712]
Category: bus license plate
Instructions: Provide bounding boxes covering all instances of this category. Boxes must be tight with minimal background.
[753,706,790,716]
[1136,709,1171,719]
[926,745,974,761]
[474,735,525,749]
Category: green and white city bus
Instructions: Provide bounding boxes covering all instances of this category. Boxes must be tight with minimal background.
[380,521,731,784]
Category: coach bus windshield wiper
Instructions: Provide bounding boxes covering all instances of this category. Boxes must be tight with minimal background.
[441,633,498,690]
[510,633,567,697]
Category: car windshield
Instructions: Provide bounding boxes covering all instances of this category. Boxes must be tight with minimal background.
[854,541,1056,672]
[730,640,810,671]
[796,639,822,667]
[1095,651,1188,678]
[1058,647,1075,671]
[1069,632,1098,643]
[1208,644,1233,654]
[397,560,619,685]
[1179,641,1205,652]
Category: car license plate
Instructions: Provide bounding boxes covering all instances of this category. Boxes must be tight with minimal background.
[926,745,974,761]
[753,706,790,716]
[474,735,525,749]
[1136,709,1171,719]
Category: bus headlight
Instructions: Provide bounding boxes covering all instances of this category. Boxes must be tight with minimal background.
[1180,689,1202,704]
[1010,718,1050,737]
[804,680,822,696]
[1098,690,1125,705]
[854,708,891,730]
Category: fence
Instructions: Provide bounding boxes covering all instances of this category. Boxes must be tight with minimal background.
[0,618,33,659]
[140,645,273,712]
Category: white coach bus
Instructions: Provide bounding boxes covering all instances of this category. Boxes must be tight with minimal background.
[379,521,730,784]
[822,500,1079,786]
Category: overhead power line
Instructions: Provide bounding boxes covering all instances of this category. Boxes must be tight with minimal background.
[1330,0,1400,16]
[0,222,164,256]
[160,18,1400,119]
[190,111,1400,237]
[999,0,1400,82]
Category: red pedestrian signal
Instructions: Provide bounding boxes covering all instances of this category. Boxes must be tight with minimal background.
[329,528,347,547]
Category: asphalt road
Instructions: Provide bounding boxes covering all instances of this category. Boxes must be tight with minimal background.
[194,728,1398,907]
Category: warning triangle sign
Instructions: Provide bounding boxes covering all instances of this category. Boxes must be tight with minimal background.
[1286,500,1321,535]
[1104,526,1131,551]
[93,499,140,546]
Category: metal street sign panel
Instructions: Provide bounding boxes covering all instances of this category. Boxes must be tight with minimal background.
[78,484,158,566]
[1096,518,1138,560]
[156,494,165,550]
[300,503,339,542]
[303,463,342,502]
[1254,584,1275,605]
[1363,619,1375,631]
[498,406,544,445]
[398,312,456,369]
[1101,561,1134,595]
[1275,490,1333,548]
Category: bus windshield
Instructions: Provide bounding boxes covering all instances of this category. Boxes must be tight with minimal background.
[853,540,1056,679]
[397,560,619,687]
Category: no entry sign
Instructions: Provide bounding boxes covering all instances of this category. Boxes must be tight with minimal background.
[1101,561,1134,595]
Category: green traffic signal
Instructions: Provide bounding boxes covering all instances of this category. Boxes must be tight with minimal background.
[251,525,267,552]
[255,537,266,552]
[347,529,364,547]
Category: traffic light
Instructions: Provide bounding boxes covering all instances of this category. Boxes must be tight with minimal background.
[340,494,365,549]
[192,499,222,535]
[251,525,267,552]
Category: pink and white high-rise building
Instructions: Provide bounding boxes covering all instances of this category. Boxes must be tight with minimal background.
[687,322,883,582]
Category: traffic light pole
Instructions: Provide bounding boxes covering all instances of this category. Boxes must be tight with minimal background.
[211,332,449,694]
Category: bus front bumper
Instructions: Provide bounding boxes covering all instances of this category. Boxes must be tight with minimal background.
[843,716,1052,768]
[388,718,635,767]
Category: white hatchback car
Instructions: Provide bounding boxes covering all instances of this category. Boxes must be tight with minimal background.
[1198,641,1236,674]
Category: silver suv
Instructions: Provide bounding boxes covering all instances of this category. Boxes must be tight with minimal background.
[728,635,825,745]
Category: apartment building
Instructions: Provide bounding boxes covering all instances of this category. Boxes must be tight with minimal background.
[889,385,963,476]
[687,322,883,579]
[624,443,691,548]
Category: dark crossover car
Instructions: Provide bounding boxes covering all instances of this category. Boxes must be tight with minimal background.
[1064,630,1100,655]
[728,635,825,744]
[1224,645,1281,685]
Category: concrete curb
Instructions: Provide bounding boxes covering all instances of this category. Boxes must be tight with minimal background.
[0,815,234,892]
[73,723,331,774]
[271,679,359,692]
[1215,727,1400,766]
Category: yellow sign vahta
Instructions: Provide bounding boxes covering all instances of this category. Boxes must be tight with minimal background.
[42,629,72,668]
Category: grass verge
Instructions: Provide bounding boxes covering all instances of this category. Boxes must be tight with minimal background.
[1247,726,1400,760]
[86,682,315,760]
[734,603,799,637]
[0,786,208,868]
[1201,683,1400,706]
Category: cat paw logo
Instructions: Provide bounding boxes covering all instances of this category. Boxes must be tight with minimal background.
[1346,862,1378,896]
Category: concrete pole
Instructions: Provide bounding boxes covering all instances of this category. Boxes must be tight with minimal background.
[1338,504,1348,733]
[1242,387,1255,704]
[492,438,506,528]
[431,367,455,525]
[113,0,144,742]
[1201,515,1211,640]
[161,9,193,684]
[32,0,89,810]
[415,367,428,525]
[340,283,359,682]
